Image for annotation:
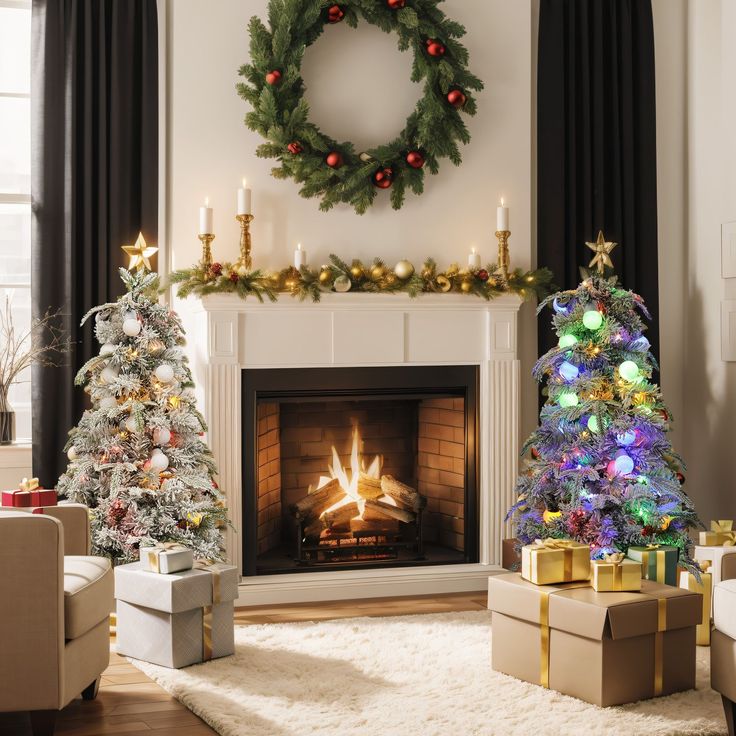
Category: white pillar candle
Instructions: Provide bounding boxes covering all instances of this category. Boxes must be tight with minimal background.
[294,243,307,270]
[237,178,252,215]
[199,197,214,234]
[497,198,510,231]
[468,247,481,269]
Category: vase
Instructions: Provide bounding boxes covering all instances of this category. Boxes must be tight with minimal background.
[0,407,15,445]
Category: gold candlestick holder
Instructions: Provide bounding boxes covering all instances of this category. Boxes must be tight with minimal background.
[198,233,215,271]
[495,230,511,282]
[235,214,254,273]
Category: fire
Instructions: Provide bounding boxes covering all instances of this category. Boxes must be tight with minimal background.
[316,425,385,520]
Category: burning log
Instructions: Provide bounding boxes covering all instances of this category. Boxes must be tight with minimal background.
[303,501,359,538]
[350,517,399,534]
[381,475,426,512]
[291,478,342,519]
[357,472,383,500]
[364,498,416,525]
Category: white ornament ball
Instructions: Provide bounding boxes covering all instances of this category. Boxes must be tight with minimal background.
[394,259,415,280]
[99,396,117,410]
[150,449,169,471]
[67,446,78,461]
[155,364,175,383]
[99,343,116,357]
[125,417,137,433]
[153,427,171,445]
[100,366,119,384]
[334,275,351,293]
[123,318,141,337]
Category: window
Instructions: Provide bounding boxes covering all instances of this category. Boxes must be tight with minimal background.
[0,0,31,441]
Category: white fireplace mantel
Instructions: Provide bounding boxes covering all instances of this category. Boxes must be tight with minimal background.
[177,293,522,605]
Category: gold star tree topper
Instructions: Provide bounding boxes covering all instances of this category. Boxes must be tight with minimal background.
[122,232,158,272]
[586,231,618,275]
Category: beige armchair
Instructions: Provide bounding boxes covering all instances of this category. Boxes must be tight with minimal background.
[712,553,736,736]
[0,504,114,736]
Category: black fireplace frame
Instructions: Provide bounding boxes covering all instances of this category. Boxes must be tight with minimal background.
[241,365,480,576]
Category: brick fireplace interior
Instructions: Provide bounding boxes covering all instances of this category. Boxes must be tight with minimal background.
[242,366,479,576]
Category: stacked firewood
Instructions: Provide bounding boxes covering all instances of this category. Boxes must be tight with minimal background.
[291,475,426,539]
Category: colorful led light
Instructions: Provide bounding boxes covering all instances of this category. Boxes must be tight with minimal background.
[617,430,637,446]
[582,308,604,330]
[631,336,651,352]
[559,361,579,381]
[619,360,640,382]
[614,452,635,475]
[587,415,600,433]
[558,392,579,408]
[558,334,578,349]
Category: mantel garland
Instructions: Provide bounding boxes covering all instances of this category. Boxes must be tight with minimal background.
[167,256,554,304]
[237,0,484,214]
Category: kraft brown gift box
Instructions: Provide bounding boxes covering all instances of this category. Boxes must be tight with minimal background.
[487,573,701,707]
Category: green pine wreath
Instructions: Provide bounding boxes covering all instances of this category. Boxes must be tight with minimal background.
[237,0,484,214]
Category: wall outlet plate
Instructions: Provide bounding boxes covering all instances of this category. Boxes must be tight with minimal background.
[722,222,736,278]
[722,301,736,361]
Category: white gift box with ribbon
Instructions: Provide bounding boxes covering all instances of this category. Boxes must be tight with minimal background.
[114,561,238,668]
[139,542,194,574]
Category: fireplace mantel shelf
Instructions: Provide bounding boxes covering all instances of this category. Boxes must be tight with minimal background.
[176,292,522,605]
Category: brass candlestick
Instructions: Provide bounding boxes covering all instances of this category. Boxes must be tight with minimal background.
[495,230,511,282]
[235,214,254,273]
[198,233,215,271]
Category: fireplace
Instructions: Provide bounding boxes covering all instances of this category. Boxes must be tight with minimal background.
[242,366,478,576]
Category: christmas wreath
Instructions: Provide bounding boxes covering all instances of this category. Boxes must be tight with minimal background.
[237,0,484,214]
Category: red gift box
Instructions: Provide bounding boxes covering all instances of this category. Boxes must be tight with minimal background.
[30,488,57,506]
[1,490,32,508]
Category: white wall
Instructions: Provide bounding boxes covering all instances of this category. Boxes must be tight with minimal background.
[165,0,539,441]
[684,0,736,521]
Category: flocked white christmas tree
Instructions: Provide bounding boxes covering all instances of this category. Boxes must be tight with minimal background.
[58,263,229,562]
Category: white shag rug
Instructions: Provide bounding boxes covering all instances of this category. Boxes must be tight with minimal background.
[130,611,727,736]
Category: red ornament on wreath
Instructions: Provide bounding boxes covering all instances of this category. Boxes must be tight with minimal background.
[327,4,345,23]
[287,141,303,155]
[265,69,282,86]
[426,39,446,57]
[326,151,344,169]
[229,272,239,283]
[477,269,489,282]
[210,262,223,276]
[676,472,685,485]
[387,0,405,8]
[373,167,394,189]
[660,409,669,422]
[447,89,467,109]
[406,151,425,169]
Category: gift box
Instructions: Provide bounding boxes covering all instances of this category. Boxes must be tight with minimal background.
[139,542,194,574]
[1,489,31,508]
[679,565,712,646]
[591,554,642,592]
[698,520,736,547]
[521,538,591,585]
[487,573,701,706]
[627,544,679,586]
[693,545,736,588]
[115,561,238,668]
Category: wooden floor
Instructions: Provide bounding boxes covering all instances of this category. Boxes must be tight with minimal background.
[0,591,486,736]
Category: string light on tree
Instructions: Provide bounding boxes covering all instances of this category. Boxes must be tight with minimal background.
[582,307,604,330]
[558,334,578,349]
[154,364,175,383]
[558,392,579,408]
[559,362,579,381]
[618,360,640,382]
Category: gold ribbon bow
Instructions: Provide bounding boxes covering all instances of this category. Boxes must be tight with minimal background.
[602,552,625,564]
[711,520,733,533]
[645,544,660,550]
[698,559,713,574]
[19,477,39,492]
[531,538,575,550]
[145,542,189,573]
[194,558,224,662]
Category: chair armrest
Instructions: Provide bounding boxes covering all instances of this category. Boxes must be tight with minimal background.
[33,503,91,555]
[722,552,736,581]
[0,511,64,711]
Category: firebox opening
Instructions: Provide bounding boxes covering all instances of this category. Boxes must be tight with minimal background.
[243,366,479,576]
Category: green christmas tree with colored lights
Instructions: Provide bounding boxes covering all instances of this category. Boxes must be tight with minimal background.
[508,235,700,569]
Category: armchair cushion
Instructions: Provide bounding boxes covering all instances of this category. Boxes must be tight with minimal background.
[714,579,736,642]
[63,556,113,640]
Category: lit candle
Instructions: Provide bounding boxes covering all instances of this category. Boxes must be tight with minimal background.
[199,197,214,234]
[497,197,510,231]
[237,178,252,215]
[294,242,307,270]
[468,247,481,269]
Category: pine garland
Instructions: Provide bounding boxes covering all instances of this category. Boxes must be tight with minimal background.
[167,256,554,304]
[237,0,484,214]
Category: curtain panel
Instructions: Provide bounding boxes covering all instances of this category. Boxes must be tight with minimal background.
[537,0,659,361]
[31,0,158,487]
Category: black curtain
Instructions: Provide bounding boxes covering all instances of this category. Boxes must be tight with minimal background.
[31,0,158,487]
[537,0,659,361]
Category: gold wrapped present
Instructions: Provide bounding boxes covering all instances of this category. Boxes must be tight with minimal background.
[591,552,642,592]
[679,561,712,646]
[698,520,736,547]
[521,538,591,585]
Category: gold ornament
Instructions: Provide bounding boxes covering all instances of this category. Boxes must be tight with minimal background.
[350,264,364,279]
[394,259,415,280]
[435,275,452,292]
[148,339,165,356]
[371,264,386,280]
[122,232,158,272]
[386,273,397,285]
[334,275,351,292]
[586,231,618,275]
[319,268,332,284]
[460,279,473,293]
